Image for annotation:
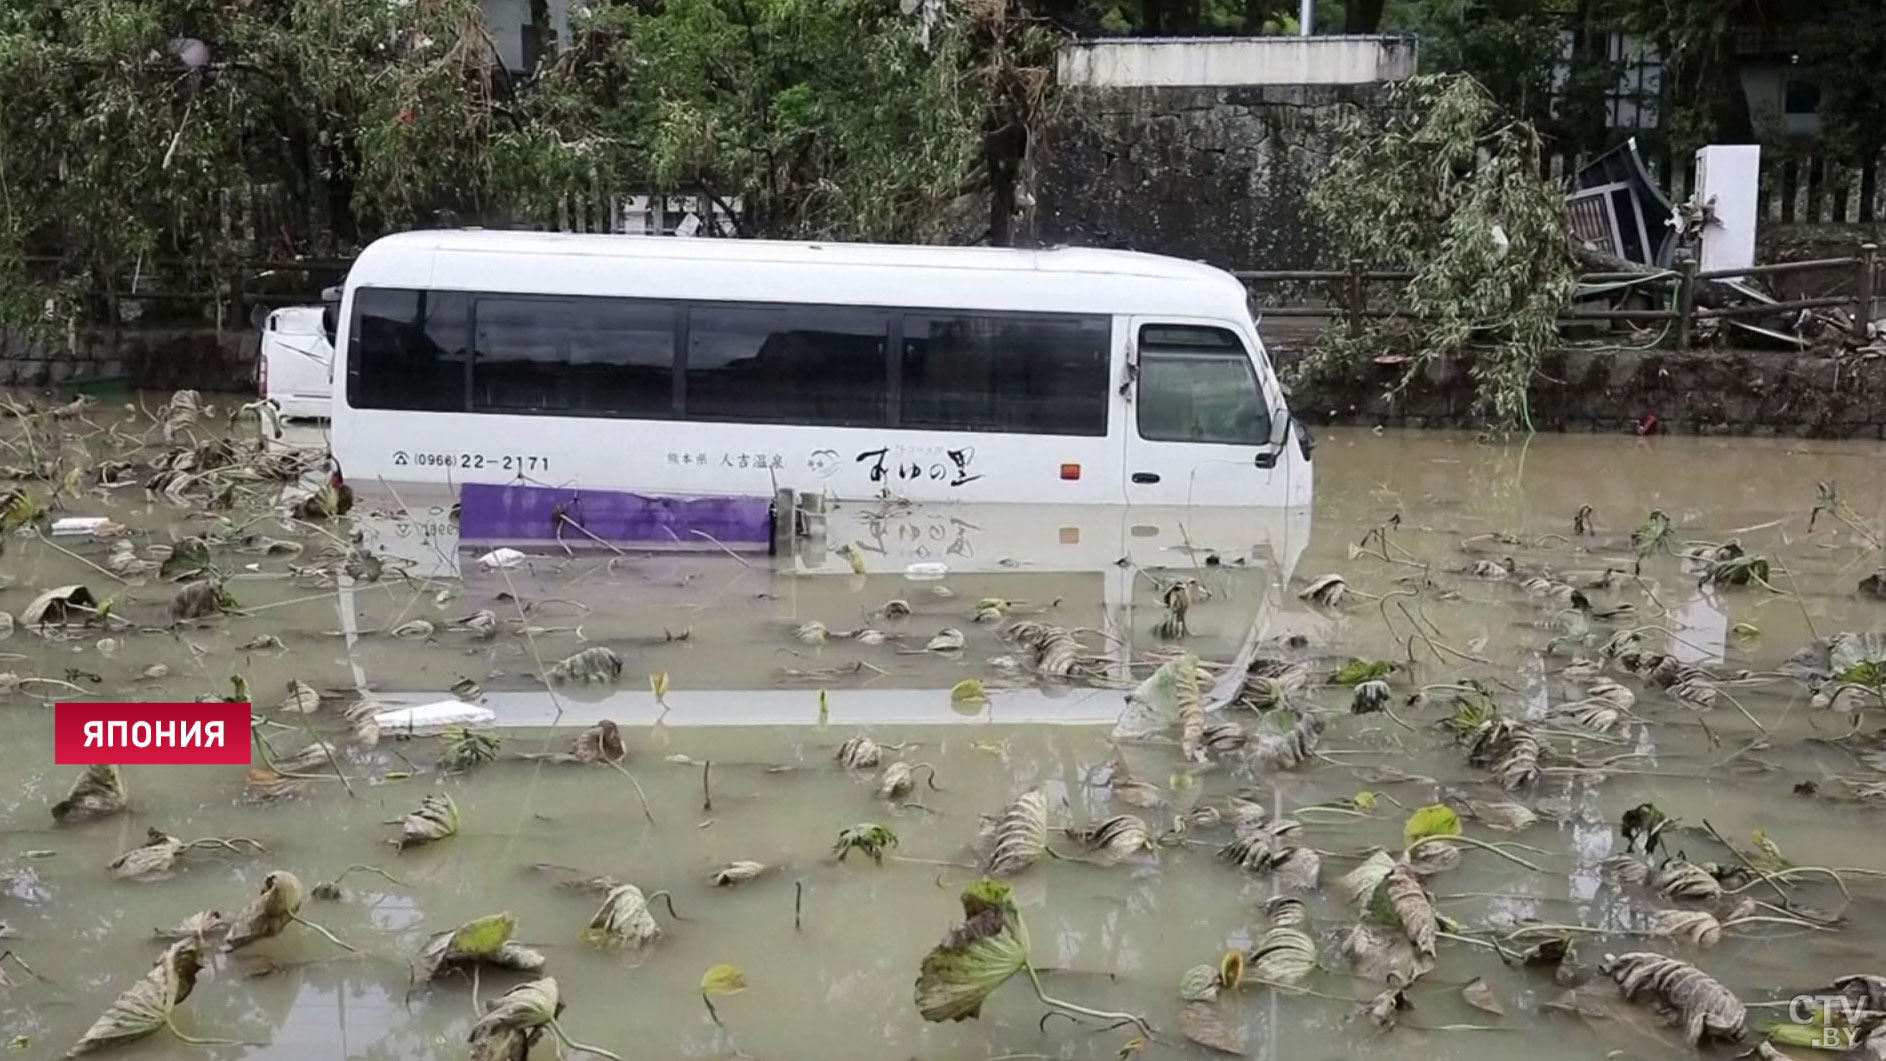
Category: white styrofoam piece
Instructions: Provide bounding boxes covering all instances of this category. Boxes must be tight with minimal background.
[371,700,496,736]
[477,547,526,571]
[51,517,112,537]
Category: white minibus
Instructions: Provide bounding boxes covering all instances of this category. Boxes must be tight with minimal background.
[329,230,1315,518]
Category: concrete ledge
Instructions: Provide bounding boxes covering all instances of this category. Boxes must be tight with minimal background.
[1057,35,1418,88]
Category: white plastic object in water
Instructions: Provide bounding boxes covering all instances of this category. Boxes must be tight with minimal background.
[904,561,949,581]
[371,700,496,736]
[51,517,112,537]
[477,547,526,571]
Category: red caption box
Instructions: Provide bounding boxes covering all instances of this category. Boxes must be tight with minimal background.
[54,703,253,765]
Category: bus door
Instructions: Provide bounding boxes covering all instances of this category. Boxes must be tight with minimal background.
[1121,317,1294,508]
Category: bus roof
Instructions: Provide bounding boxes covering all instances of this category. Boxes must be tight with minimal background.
[346,230,1257,321]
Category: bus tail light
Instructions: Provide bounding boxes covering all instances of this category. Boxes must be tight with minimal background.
[1059,463,1080,480]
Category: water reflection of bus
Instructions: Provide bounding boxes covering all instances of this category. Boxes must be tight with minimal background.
[335,502,1311,726]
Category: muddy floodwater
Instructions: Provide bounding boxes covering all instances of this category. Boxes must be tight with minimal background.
[5,396,1886,1060]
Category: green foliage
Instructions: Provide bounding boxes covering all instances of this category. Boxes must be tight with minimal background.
[1298,73,1579,431]
[1403,804,1462,844]
[0,0,1028,329]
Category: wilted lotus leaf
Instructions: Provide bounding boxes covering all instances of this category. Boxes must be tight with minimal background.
[913,879,1030,1022]
[1178,1000,1247,1054]
[1370,863,1438,958]
[1065,815,1152,862]
[439,727,501,772]
[468,977,563,1061]
[1351,679,1391,714]
[271,740,340,775]
[242,767,306,804]
[569,720,626,764]
[24,584,97,627]
[584,886,664,949]
[1179,963,1221,1002]
[1113,653,1199,745]
[389,618,435,639]
[156,910,228,941]
[167,579,232,622]
[1252,898,1316,984]
[279,679,322,713]
[877,760,941,800]
[1405,840,1461,877]
[836,735,881,769]
[1298,574,1348,607]
[982,789,1048,877]
[52,763,126,824]
[66,936,206,1056]
[925,628,966,652]
[423,911,547,979]
[158,537,213,580]
[1338,849,1397,908]
[1601,854,1653,886]
[394,793,460,850]
[1004,620,1085,677]
[1649,909,1722,949]
[455,609,500,640]
[547,646,624,685]
[1466,719,1541,790]
[1252,713,1325,770]
[1465,800,1538,833]
[1403,804,1462,845]
[1461,976,1505,1015]
[1651,859,1722,902]
[1342,923,1429,985]
[108,828,187,881]
[1599,951,1746,1045]
[709,861,769,887]
[226,870,305,951]
[833,823,899,864]
[1268,846,1322,891]
[1200,719,1248,753]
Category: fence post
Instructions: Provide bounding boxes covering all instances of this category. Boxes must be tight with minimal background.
[1345,258,1365,339]
[1854,242,1878,345]
[1673,250,1696,352]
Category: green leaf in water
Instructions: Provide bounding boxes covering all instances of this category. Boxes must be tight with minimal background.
[453,912,517,957]
[1731,622,1760,640]
[1403,804,1462,845]
[950,679,988,705]
[1333,658,1396,687]
[913,879,1029,1022]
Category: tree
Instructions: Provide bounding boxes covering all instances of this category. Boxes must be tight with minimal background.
[1295,74,1578,430]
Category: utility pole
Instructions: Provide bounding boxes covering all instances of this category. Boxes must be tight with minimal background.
[1299,0,1314,35]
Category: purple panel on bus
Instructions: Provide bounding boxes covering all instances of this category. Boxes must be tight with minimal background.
[457,482,774,549]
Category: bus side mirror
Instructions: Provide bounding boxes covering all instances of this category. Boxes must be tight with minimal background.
[1295,417,1317,462]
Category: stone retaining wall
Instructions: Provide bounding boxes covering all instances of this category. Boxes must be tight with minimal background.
[1271,342,1886,438]
[1,326,253,392]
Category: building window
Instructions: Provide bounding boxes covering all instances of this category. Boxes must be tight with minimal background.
[1135,325,1269,446]
[1784,78,1820,116]
[900,313,1111,436]
[685,304,890,426]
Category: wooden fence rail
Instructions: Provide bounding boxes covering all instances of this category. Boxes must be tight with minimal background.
[1235,242,1881,351]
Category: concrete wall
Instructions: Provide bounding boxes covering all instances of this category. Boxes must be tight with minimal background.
[1031,36,1412,271]
[0,326,252,392]
[1057,34,1417,88]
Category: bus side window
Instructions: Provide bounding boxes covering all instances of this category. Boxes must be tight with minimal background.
[350,288,469,412]
[1134,325,1270,446]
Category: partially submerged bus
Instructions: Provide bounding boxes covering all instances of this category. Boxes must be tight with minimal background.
[327,231,1313,563]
